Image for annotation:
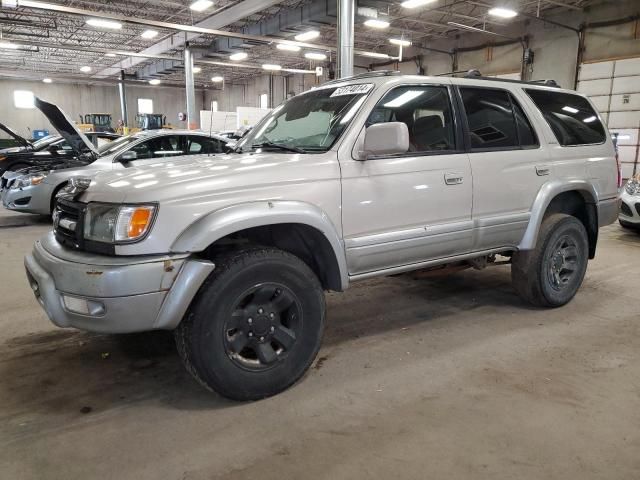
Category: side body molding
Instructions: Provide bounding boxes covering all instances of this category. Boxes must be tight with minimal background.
[518,179,598,251]
[170,200,349,290]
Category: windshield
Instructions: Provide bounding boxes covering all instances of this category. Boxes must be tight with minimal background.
[97,134,143,156]
[237,83,373,153]
[32,135,60,149]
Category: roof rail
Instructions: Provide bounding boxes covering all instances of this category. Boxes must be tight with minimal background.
[322,70,402,85]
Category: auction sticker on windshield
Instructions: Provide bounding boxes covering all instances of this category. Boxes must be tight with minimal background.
[330,84,373,97]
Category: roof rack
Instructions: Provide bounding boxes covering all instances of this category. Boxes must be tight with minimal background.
[322,70,402,86]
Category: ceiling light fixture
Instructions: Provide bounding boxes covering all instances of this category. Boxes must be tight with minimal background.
[0,41,19,49]
[304,52,327,61]
[262,64,282,71]
[389,38,411,46]
[86,18,122,29]
[360,51,391,59]
[80,66,92,73]
[400,0,437,9]
[141,29,159,39]
[105,53,117,57]
[189,0,213,12]
[192,66,202,73]
[277,43,301,52]
[149,79,161,85]
[364,18,390,29]
[211,76,224,82]
[294,30,320,42]
[229,52,248,61]
[488,7,518,18]
[42,78,52,83]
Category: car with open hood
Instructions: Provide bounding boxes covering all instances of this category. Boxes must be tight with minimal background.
[24,72,619,401]
[1,97,230,215]
[0,122,61,155]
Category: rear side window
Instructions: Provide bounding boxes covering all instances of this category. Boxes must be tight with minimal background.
[525,89,606,146]
[460,87,538,150]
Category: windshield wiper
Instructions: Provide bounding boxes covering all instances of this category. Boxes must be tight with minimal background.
[252,142,306,154]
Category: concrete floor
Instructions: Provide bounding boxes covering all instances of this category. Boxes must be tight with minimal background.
[0,210,638,480]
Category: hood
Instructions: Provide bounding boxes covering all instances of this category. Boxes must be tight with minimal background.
[83,151,337,204]
[34,97,98,157]
[0,122,31,149]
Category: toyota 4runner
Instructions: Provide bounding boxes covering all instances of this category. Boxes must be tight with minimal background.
[25,72,620,400]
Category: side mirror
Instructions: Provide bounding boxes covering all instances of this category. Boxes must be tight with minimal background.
[362,122,409,159]
[119,150,137,162]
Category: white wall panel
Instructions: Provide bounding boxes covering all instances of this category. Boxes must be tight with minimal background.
[609,111,640,129]
[613,57,640,77]
[611,128,639,145]
[590,95,610,112]
[577,78,612,96]
[610,93,640,111]
[578,61,614,81]
[612,76,640,95]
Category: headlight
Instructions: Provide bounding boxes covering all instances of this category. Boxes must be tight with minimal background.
[625,179,640,196]
[11,174,46,189]
[84,203,157,244]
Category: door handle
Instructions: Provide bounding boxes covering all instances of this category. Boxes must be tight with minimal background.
[536,165,550,176]
[444,173,464,185]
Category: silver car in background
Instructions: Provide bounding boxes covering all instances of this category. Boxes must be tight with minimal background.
[1,97,230,215]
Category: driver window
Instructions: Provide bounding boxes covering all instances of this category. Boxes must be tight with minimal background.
[150,135,183,158]
[130,140,153,159]
[366,85,456,153]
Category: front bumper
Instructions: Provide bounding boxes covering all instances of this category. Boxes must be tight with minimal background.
[25,232,214,333]
[1,179,52,215]
[619,190,640,225]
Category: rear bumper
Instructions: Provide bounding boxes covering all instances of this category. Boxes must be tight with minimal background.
[25,232,214,333]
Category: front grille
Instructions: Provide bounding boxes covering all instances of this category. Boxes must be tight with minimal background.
[54,198,84,249]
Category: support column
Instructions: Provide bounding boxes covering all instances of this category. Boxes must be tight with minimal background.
[184,43,198,130]
[336,0,354,78]
[118,70,128,134]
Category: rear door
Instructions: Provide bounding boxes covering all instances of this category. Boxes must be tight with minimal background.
[457,85,546,251]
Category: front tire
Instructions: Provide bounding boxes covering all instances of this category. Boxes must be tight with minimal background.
[175,247,325,401]
[512,214,589,308]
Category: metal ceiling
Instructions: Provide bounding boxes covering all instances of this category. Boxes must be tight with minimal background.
[0,0,592,85]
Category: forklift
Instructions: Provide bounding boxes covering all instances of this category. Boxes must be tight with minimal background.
[77,113,115,133]
[135,113,170,131]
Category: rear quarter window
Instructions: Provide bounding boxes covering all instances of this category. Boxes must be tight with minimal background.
[525,89,606,146]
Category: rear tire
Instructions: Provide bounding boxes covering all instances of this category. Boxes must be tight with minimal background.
[512,214,589,308]
[175,246,325,401]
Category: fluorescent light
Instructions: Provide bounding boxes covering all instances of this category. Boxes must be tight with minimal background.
[562,106,579,114]
[42,78,52,83]
[189,0,213,12]
[211,76,224,82]
[192,66,202,73]
[86,18,122,30]
[488,7,518,18]
[360,51,391,59]
[229,52,248,61]
[80,66,92,73]
[141,29,159,39]
[390,38,411,47]
[0,41,19,49]
[105,53,117,57]
[149,79,161,85]
[304,52,327,61]
[277,43,301,52]
[384,90,424,108]
[401,0,437,8]
[14,90,35,109]
[583,116,597,123]
[294,30,320,42]
[262,64,282,71]
[364,18,390,29]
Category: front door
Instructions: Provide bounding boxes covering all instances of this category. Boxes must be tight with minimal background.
[341,84,473,276]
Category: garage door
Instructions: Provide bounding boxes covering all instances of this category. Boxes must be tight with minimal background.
[577,57,640,179]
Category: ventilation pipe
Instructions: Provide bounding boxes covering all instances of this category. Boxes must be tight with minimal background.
[118,70,128,133]
[337,0,354,78]
[184,43,198,129]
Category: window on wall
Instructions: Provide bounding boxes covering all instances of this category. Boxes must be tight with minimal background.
[14,90,35,109]
[366,85,456,153]
[259,93,268,109]
[460,87,538,150]
[137,98,153,114]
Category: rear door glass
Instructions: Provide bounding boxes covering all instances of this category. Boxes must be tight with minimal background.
[525,89,606,146]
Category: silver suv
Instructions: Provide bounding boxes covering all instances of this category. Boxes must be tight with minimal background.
[25,72,620,400]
